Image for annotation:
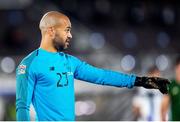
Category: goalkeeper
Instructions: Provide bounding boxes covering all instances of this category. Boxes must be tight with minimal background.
[16,11,170,121]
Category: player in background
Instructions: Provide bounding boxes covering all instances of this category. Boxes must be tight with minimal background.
[132,66,163,121]
[16,11,170,121]
[161,56,180,121]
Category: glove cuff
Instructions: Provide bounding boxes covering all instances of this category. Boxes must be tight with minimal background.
[134,76,146,86]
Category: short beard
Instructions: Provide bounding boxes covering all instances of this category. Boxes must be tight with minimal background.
[53,40,65,52]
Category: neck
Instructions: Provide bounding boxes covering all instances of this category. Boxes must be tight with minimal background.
[40,37,57,52]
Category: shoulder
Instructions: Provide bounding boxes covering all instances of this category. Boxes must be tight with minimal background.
[169,79,177,94]
[63,53,84,68]
[169,79,176,87]
[63,53,81,62]
[21,50,39,65]
[17,50,39,74]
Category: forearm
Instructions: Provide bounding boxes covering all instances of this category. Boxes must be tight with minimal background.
[94,69,136,88]
[16,107,30,121]
[161,104,168,121]
[16,91,32,121]
[161,110,167,121]
[160,95,170,121]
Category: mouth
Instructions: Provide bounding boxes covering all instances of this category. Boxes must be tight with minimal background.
[65,40,70,45]
[66,41,69,44]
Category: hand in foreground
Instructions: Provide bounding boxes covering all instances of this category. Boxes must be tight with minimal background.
[135,77,170,94]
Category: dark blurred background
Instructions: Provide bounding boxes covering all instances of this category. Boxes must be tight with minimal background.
[0,0,179,120]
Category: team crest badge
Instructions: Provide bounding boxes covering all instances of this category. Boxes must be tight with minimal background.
[18,64,26,74]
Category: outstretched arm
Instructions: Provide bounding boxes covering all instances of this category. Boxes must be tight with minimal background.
[72,56,170,92]
[74,61,136,88]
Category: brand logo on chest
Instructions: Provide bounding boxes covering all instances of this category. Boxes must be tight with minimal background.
[49,66,55,71]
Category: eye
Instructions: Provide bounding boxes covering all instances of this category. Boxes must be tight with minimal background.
[65,28,71,33]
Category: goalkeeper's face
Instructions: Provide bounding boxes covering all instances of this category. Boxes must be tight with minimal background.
[53,18,72,51]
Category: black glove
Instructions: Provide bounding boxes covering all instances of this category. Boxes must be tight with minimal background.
[134,76,170,94]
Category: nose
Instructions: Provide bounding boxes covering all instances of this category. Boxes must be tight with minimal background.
[68,32,72,39]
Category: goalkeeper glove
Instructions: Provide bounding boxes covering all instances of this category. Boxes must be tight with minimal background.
[134,76,170,94]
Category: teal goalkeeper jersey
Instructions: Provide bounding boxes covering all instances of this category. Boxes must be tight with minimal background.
[16,48,136,121]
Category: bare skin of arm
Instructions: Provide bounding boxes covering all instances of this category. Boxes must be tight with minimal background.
[132,105,141,120]
[161,95,170,121]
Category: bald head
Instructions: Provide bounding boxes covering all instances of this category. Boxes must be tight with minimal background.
[39,11,72,52]
[39,11,70,31]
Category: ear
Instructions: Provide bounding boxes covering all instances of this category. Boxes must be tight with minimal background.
[47,27,55,38]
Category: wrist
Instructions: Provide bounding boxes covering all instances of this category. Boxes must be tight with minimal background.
[134,76,145,86]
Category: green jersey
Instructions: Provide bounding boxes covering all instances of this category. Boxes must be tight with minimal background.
[169,79,180,121]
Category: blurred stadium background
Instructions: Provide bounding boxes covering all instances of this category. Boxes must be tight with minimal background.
[0,0,179,120]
